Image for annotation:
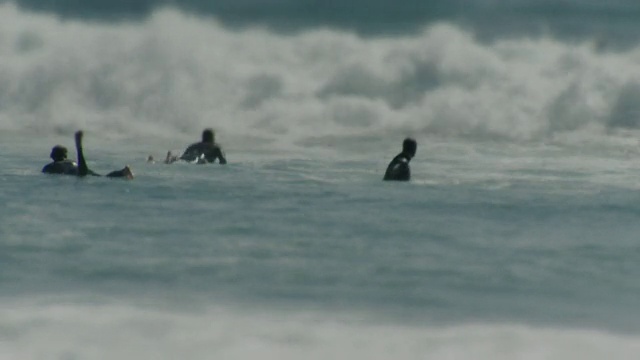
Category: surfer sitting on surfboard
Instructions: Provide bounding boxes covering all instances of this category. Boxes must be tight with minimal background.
[383,137,417,181]
[42,131,133,179]
[178,128,227,164]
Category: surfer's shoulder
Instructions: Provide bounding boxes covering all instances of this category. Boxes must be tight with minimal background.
[42,160,78,175]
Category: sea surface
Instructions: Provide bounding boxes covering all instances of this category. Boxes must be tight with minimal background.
[1,1,640,359]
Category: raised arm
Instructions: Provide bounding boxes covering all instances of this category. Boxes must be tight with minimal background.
[74,131,89,177]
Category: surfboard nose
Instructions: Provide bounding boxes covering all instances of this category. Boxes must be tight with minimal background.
[123,165,134,179]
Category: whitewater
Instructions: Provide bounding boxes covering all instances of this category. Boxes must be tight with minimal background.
[1,3,640,359]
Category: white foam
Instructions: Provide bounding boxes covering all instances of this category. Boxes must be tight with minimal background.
[2,4,640,150]
[0,301,638,360]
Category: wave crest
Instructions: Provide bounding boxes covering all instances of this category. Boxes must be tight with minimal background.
[2,4,640,148]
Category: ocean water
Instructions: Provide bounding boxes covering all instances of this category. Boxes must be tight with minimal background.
[2,1,640,359]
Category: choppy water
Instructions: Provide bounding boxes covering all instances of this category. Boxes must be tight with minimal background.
[2,134,640,359]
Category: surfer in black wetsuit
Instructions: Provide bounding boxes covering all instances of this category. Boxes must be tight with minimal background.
[42,145,79,175]
[42,131,133,179]
[383,137,417,181]
[179,128,227,164]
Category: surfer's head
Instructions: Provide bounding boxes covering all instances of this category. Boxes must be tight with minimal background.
[50,145,68,161]
[402,137,417,158]
[202,128,215,143]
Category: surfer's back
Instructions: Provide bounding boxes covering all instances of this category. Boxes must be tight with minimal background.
[42,160,78,175]
[383,138,417,182]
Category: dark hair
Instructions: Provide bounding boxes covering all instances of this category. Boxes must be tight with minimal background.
[402,137,417,157]
[202,128,215,143]
[50,145,68,161]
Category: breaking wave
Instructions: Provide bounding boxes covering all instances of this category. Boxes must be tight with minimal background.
[2,4,640,150]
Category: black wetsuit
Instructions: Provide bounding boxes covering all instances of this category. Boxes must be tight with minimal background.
[42,132,131,178]
[42,160,80,175]
[41,158,103,177]
[383,153,412,181]
[75,132,130,178]
[180,142,227,164]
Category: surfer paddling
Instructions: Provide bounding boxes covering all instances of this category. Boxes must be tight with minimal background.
[178,128,227,164]
[42,131,133,179]
[383,137,417,181]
